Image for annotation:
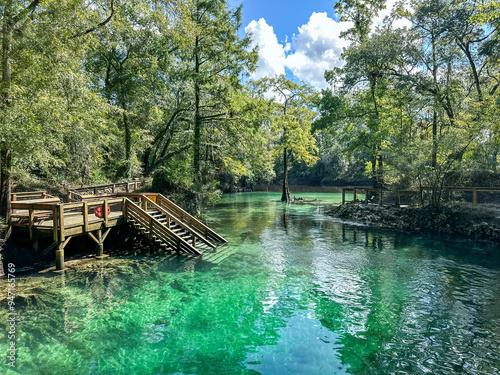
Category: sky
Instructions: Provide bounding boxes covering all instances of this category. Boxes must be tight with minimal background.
[228,0,410,89]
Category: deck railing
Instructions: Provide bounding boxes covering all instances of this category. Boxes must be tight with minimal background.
[341,186,500,206]
[11,198,125,241]
[125,199,201,255]
[11,191,56,201]
[156,194,227,244]
[67,180,145,202]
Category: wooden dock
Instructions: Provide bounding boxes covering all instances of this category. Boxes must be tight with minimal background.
[10,182,227,270]
[341,186,500,206]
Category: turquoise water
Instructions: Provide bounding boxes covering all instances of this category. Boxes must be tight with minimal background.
[1,192,500,374]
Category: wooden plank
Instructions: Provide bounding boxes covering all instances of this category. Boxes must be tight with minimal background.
[11,201,59,210]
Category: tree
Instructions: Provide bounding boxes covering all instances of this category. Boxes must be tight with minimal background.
[184,0,257,181]
[0,0,115,220]
[255,75,319,203]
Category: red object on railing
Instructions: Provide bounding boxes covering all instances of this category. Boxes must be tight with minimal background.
[94,205,110,218]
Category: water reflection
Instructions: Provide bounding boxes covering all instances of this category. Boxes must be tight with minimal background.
[1,192,499,374]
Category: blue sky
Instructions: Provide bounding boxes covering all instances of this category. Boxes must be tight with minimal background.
[230,0,338,43]
[227,0,409,89]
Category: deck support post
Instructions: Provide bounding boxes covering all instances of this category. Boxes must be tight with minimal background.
[395,190,400,207]
[342,189,346,204]
[33,236,39,254]
[96,229,104,258]
[56,242,65,270]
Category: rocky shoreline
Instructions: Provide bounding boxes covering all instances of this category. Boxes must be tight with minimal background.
[326,203,500,241]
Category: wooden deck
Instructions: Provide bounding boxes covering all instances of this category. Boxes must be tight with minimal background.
[10,183,227,271]
[341,186,500,206]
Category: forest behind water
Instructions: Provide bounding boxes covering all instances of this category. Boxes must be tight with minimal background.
[0,0,499,216]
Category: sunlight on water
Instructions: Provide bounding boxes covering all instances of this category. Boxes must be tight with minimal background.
[1,192,500,374]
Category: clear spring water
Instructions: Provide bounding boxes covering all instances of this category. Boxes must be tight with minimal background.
[1,192,500,375]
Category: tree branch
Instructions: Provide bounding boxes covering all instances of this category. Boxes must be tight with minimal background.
[10,0,40,29]
[71,0,115,39]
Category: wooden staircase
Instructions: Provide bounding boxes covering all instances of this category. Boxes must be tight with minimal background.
[125,194,227,255]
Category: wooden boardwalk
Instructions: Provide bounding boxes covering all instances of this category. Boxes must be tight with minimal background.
[341,186,500,206]
[10,182,227,270]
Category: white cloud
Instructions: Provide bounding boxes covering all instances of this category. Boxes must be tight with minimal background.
[245,2,410,89]
[373,0,412,30]
[285,12,352,89]
[245,19,286,79]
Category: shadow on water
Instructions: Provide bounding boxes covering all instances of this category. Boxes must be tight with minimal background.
[0,192,499,374]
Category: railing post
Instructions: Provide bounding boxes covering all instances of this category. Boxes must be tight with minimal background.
[112,184,116,193]
[59,204,65,242]
[52,206,58,242]
[473,188,477,204]
[342,189,345,204]
[395,189,400,207]
[103,199,109,227]
[379,189,383,206]
[123,199,128,222]
[29,207,34,239]
[353,188,357,203]
[83,202,89,233]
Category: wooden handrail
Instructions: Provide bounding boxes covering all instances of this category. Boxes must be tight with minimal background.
[125,199,201,255]
[156,194,227,244]
[11,191,52,200]
[342,185,500,205]
[141,196,216,249]
[67,180,145,202]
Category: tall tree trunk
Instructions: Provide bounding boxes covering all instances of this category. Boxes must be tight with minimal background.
[432,107,437,169]
[1,0,13,223]
[281,148,290,203]
[120,77,131,178]
[0,149,12,223]
[377,150,384,187]
[193,35,201,180]
[431,31,438,170]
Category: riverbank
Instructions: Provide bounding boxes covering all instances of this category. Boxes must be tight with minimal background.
[327,203,500,241]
